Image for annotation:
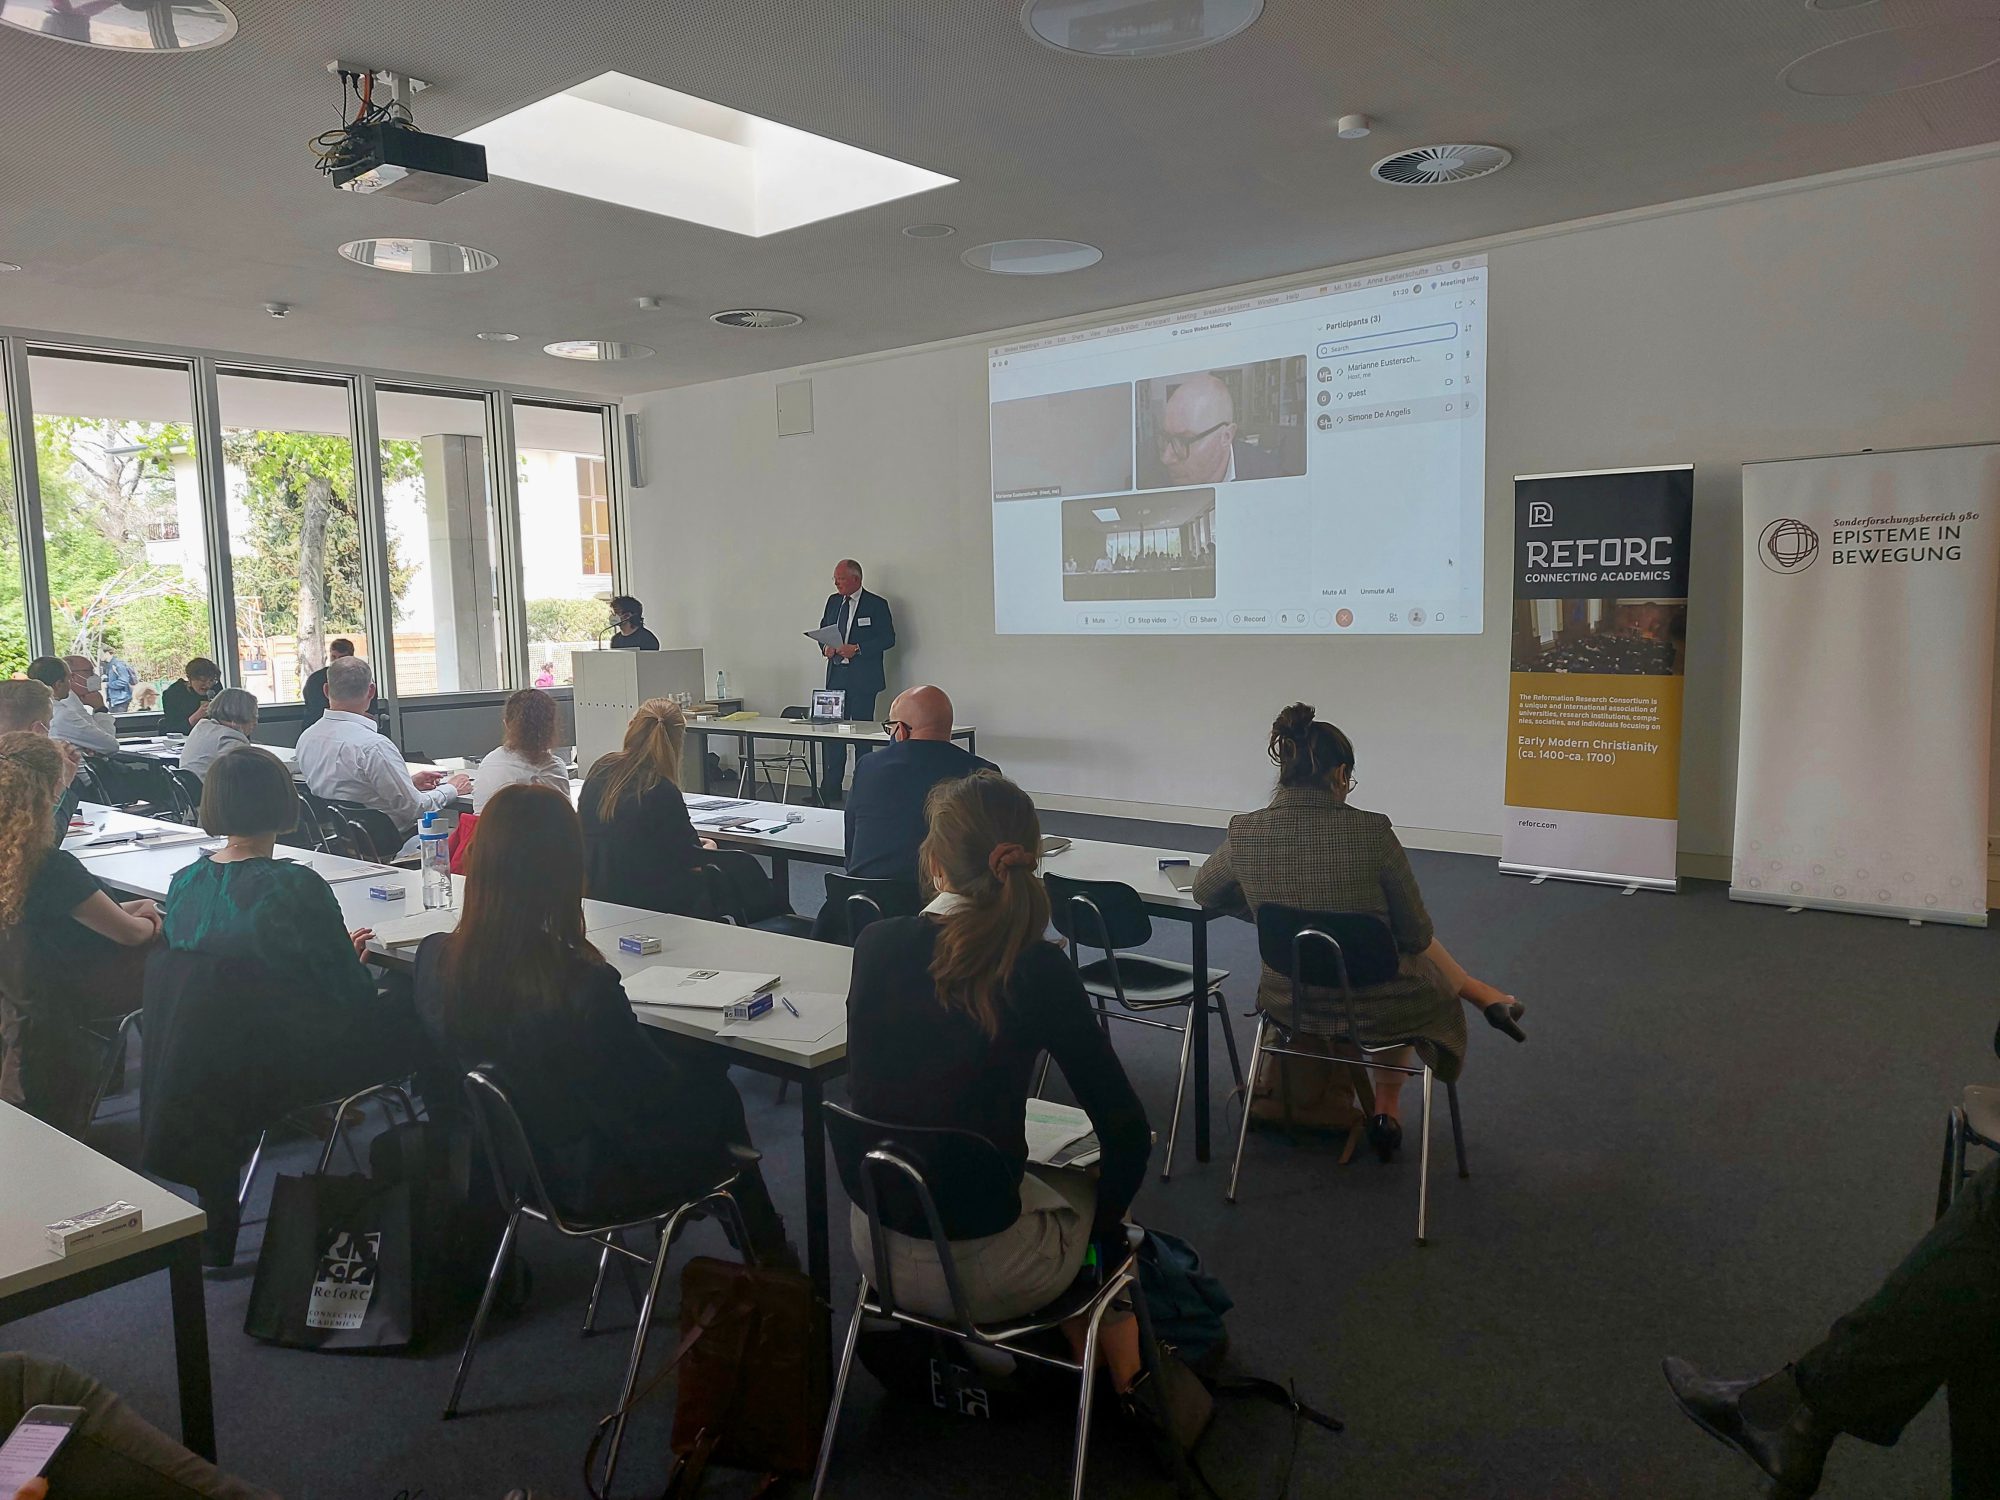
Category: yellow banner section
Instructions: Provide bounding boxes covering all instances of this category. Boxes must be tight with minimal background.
[1504,673,1685,820]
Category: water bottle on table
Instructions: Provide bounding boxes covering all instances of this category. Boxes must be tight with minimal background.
[419,812,453,910]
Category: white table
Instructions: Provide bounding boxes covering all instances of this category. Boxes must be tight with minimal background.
[0,1102,214,1460]
[687,716,977,802]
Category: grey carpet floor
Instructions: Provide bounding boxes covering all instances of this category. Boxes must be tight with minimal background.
[10,810,1995,1499]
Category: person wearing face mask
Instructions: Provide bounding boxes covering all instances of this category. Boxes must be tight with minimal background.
[606,595,659,651]
[28,656,117,757]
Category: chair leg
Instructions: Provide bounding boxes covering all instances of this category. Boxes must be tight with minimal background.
[1446,1079,1469,1179]
[1951,1111,1971,1216]
[1213,993,1245,1092]
[603,1211,685,1491]
[1938,1109,1964,1221]
[236,1130,269,1209]
[1068,1277,1120,1500]
[1226,1017,1268,1205]
[1415,1067,1434,1247]
[779,757,794,805]
[445,1208,520,1418]
[584,1232,617,1335]
[812,1278,871,1499]
[1034,1050,1053,1099]
[1160,1008,1197,1182]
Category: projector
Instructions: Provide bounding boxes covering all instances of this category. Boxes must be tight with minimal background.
[331,124,487,204]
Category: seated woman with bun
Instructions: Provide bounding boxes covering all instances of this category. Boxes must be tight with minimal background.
[1194,703,1525,1163]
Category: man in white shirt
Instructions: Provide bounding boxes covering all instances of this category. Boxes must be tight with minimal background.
[28,655,118,756]
[295,656,469,839]
[0,677,83,842]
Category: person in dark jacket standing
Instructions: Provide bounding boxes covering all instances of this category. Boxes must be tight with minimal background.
[300,637,366,730]
[816,559,895,804]
[606,595,659,651]
[577,698,712,917]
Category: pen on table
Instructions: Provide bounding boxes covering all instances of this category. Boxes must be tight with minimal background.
[781,996,801,1018]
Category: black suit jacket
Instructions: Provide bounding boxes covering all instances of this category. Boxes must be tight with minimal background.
[844,739,998,883]
[820,588,896,700]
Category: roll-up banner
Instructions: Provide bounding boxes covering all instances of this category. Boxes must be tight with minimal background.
[1501,466,1695,890]
[1732,444,2000,926]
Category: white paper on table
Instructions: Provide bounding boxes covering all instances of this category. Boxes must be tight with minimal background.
[368,906,463,948]
[718,989,847,1041]
[69,829,214,857]
[624,966,780,1011]
[1024,1101,1099,1168]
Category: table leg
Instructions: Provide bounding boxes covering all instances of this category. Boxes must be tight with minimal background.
[168,1238,215,1461]
[1192,916,1211,1163]
[771,851,792,904]
[800,1075,831,1316]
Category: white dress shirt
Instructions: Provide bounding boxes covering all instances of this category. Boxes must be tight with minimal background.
[295,709,451,831]
[49,693,118,755]
[470,746,572,812]
[178,719,250,779]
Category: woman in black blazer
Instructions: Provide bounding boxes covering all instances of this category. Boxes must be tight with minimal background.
[576,698,713,917]
[414,783,785,1254]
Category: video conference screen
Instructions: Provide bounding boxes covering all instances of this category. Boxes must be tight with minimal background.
[988,255,1488,635]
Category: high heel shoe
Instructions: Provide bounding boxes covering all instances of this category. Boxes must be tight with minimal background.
[1484,1001,1528,1043]
[1367,1113,1402,1163]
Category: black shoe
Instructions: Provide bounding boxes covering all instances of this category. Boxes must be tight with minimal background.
[1484,1001,1527,1042]
[1663,1359,1836,1499]
[1367,1114,1402,1163]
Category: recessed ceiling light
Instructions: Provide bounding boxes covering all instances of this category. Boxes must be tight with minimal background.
[1805,0,1879,10]
[1092,506,1121,523]
[1370,144,1513,186]
[961,239,1103,275]
[1022,0,1262,57]
[476,331,520,342]
[1,0,236,49]
[0,262,20,273]
[1780,20,2000,95]
[902,223,957,238]
[544,340,655,362]
[338,238,498,275]
[462,72,955,237]
[710,309,805,329]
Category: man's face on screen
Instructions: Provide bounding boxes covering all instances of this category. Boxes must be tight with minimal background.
[1160,375,1235,486]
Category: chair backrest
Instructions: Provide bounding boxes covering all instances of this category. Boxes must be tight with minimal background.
[825,1102,1022,1328]
[1044,874,1153,952]
[821,874,920,945]
[460,1067,569,1227]
[1254,904,1401,991]
[167,769,205,823]
[701,847,791,925]
[781,705,809,721]
[333,801,405,863]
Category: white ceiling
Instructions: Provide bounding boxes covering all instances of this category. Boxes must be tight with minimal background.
[0,0,1995,400]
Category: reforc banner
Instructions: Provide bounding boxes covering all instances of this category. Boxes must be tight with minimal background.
[1501,466,1696,890]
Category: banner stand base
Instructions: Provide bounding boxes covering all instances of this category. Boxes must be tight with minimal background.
[1729,887,1988,929]
[1500,861,1678,894]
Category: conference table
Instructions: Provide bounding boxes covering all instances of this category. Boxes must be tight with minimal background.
[67,805,859,1323]
[685,715,977,801]
[0,1101,215,1460]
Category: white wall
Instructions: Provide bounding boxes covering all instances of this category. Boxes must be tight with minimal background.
[626,149,2000,871]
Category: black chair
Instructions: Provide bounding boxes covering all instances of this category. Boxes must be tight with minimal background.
[330,801,408,864]
[815,1103,1184,1500]
[1938,1088,2000,1218]
[1228,905,1468,1245]
[82,1008,144,1125]
[741,706,816,804]
[166,768,205,823]
[1044,874,1241,1182]
[83,756,182,820]
[448,1068,756,1495]
[819,874,921,945]
[699,848,814,937]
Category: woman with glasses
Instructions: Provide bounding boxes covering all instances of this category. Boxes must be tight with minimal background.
[1193,703,1526,1163]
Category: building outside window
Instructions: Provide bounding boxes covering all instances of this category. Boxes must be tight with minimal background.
[517,401,614,687]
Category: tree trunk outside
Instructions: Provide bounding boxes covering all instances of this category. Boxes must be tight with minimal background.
[296,472,331,677]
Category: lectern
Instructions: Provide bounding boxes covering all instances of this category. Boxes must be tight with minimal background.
[572,648,707,788]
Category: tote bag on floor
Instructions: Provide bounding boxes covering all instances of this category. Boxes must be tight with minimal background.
[245,1169,415,1351]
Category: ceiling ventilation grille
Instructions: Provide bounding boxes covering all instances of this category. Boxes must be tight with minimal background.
[1369,144,1513,186]
[710,309,804,329]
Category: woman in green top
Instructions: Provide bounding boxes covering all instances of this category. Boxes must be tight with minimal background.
[163,745,377,1007]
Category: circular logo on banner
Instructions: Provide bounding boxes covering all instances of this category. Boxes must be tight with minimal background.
[1759,517,1820,573]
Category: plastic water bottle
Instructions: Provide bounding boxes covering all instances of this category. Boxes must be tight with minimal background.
[715,669,727,700]
[419,813,453,911]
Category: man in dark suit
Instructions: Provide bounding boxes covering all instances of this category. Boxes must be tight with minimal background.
[816,558,895,804]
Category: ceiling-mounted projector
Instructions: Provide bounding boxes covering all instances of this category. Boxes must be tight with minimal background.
[317,61,486,204]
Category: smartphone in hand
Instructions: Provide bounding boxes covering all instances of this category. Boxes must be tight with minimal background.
[0,1405,86,1490]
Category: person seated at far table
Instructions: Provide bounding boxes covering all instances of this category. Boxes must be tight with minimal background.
[28,655,117,756]
[845,771,1152,1387]
[577,697,715,917]
[1192,703,1526,1166]
[415,783,790,1259]
[158,657,220,737]
[0,732,161,1135]
[295,655,468,844]
[0,678,83,844]
[176,688,258,781]
[473,687,571,812]
[300,635,366,731]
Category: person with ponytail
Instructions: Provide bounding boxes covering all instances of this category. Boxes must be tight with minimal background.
[0,731,161,1133]
[1194,703,1525,1164]
[845,771,1152,1379]
[577,697,715,916]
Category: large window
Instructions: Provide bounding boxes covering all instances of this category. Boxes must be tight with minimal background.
[379,385,504,696]
[27,349,208,712]
[0,383,22,679]
[218,369,366,704]
[516,401,613,687]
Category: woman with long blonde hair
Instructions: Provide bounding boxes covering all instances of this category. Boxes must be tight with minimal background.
[843,771,1152,1385]
[0,732,161,1132]
[576,697,713,916]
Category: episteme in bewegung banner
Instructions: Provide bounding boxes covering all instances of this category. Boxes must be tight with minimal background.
[1501,466,1695,890]
[1733,444,2000,926]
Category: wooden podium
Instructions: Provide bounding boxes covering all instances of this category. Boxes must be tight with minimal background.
[572,648,707,787]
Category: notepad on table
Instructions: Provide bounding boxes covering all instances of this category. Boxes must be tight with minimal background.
[1025,1101,1100,1169]
[367,907,463,948]
[625,966,780,1011]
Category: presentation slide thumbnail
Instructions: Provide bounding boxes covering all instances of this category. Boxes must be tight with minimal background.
[1136,357,1307,491]
[1510,598,1687,676]
[1062,489,1217,602]
[991,383,1133,501]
